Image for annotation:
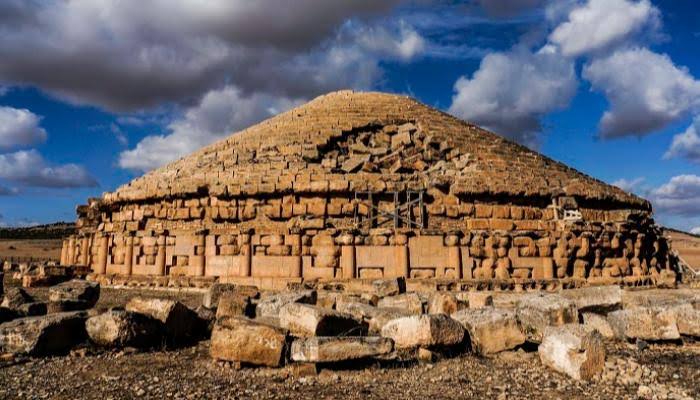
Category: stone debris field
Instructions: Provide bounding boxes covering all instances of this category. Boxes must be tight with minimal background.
[1,269,699,399]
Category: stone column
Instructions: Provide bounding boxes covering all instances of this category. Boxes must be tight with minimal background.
[67,236,76,265]
[448,245,462,279]
[341,245,356,279]
[124,234,134,275]
[240,233,252,277]
[96,233,109,275]
[80,236,90,266]
[60,240,68,266]
[289,233,302,278]
[156,234,167,276]
[395,244,409,278]
[193,231,206,277]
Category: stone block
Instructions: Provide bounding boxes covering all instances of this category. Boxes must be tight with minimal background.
[452,307,525,355]
[1,287,33,309]
[607,307,680,341]
[48,280,100,308]
[202,283,259,309]
[255,290,317,319]
[335,301,413,334]
[210,317,287,367]
[0,311,87,355]
[126,297,199,345]
[516,294,578,342]
[381,314,464,349]
[582,312,615,339]
[279,303,363,337]
[427,292,465,315]
[377,293,423,314]
[559,286,621,314]
[538,324,605,380]
[216,292,254,319]
[290,336,393,363]
[673,304,700,337]
[86,310,162,348]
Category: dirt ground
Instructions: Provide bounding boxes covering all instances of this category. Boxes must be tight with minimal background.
[1,282,699,400]
[0,238,62,262]
[668,230,700,272]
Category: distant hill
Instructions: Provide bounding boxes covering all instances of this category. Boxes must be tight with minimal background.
[0,222,76,240]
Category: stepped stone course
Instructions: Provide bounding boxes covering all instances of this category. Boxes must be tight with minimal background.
[59,90,676,290]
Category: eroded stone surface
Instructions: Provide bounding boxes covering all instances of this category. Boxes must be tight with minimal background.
[0,311,87,355]
[539,324,605,380]
[290,336,393,362]
[452,307,525,355]
[377,293,423,315]
[86,310,162,348]
[607,307,680,341]
[48,280,99,307]
[380,314,464,349]
[516,294,578,342]
[125,297,199,345]
[210,317,287,367]
[279,303,362,337]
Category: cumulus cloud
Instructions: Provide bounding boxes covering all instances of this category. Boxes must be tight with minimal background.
[583,48,700,138]
[649,174,700,216]
[447,46,577,146]
[119,86,302,172]
[0,150,98,188]
[549,0,660,57]
[691,227,700,235]
[0,106,47,150]
[612,177,646,194]
[664,116,700,164]
[0,0,404,112]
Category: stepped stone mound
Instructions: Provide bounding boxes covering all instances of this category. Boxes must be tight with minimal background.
[60,91,676,290]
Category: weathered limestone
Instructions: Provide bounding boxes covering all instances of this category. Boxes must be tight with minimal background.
[538,324,605,381]
[672,304,700,337]
[216,292,253,319]
[582,312,615,339]
[48,280,100,303]
[2,287,33,309]
[380,314,464,349]
[255,290,317,319]
[427,292,465,315]
[377,293,423,314]
[125,297,199,344]
[452,308,526,355]
[86,310,162,348]
[559,286,621,314]
[335,301,413,334]
[0,311,87,355]
[210,317,287,367]
[202,283,259,309]
[279,303,363,337]
[607,307,680,341]
[290,336,393,362]
[516,294,578,342]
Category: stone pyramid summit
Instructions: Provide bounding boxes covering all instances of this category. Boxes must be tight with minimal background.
[61,90,675,290]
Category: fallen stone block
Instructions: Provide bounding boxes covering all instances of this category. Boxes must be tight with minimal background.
[467,292,494,309]
[538,324,605,381]
[86,310,162,348]
[290,336,393,363]
[452,307,526,355]
[559,286,621,314]
[0,311,87,355]
[210,317,287,367]
[216,292,254,319]
[622,289,700,310]
[582,312,615,339]
[48,280,100,308]
[1,287,33,309]
[279,303,363,337]
[202,283,259,309]
[125,297,199,345]
[370,278,406,297]
[607,307,680,341]
[516,294,578,342]
[46,299,93,313]
[427,292,465,315]
[255,290,317,319]
[377,293,423,314]
[671,304,700,337]
[194,305,216,336]
[335,301,413,334]
[381,314,464,349]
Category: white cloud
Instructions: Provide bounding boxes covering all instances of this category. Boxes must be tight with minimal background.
[119,86,302,172]
[649,174,700,217]
[0,184,18,195]
[612,177,646,194]
[0,106,47,150]
[549,0,660,57]
[110,123,128,146]
[664,116,700,164]
[353,23,425,61]
[691,227,700,235]
[0,0,405,112]
[583,48,700,138]
[0,149,97,188]
[447,46,577,146]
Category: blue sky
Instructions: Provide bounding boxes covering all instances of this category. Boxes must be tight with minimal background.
[0,0,699,233]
